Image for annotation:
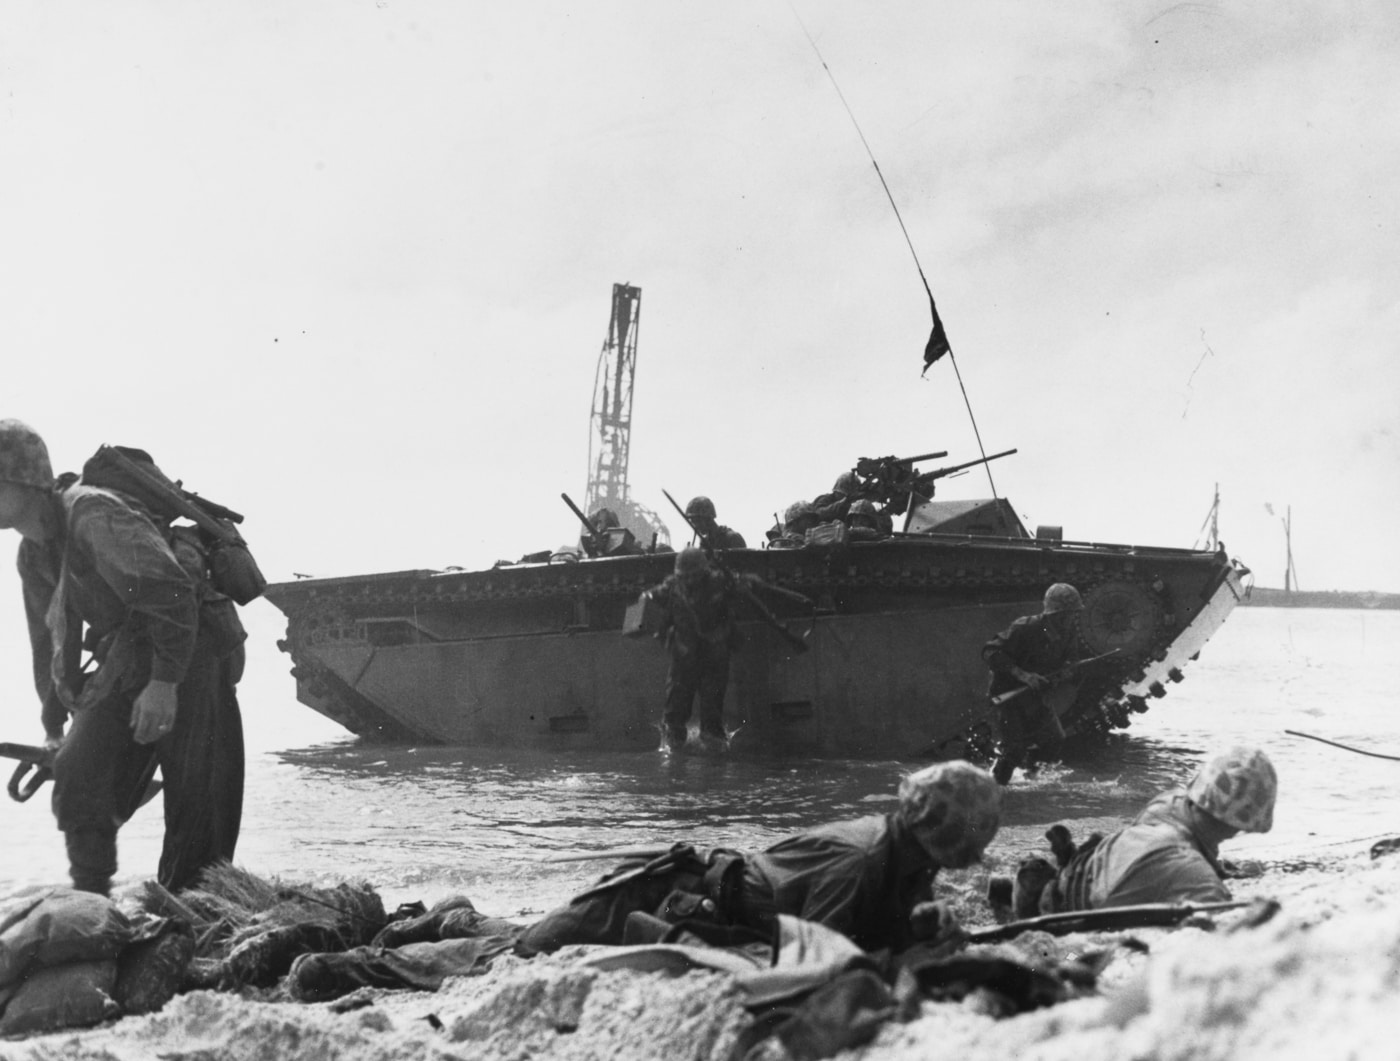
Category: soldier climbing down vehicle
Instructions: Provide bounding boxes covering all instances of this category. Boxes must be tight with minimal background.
[640,547,751,753]
[982,583,1087,785]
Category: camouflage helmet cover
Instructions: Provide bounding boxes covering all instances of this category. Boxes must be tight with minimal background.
[685,496,717,521]
[848,499,878,517]
[832,471,860,496]
[0,420,55,490]
[1186,745,1277,833]
[783,500,815,524]
[674,546,709,575]
[897,760,1002,867]
[1042,583,1084,614]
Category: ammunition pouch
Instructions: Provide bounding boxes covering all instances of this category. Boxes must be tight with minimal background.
[653,848,746,927]
[803,521,851,551]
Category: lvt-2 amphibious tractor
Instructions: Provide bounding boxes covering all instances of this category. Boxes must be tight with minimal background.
[264,461,1249,760]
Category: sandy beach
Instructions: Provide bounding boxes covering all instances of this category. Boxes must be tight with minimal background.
[2,840,1395,1061]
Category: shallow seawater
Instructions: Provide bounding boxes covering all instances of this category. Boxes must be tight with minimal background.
[3,607,1397,915]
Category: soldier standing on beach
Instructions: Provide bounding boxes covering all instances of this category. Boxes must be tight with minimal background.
[981,583,1085,785]
[0,419,246,895]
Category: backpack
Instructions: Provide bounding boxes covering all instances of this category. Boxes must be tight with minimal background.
[79,445,267,605]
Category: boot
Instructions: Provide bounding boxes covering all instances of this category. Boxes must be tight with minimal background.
[992,757,1017,786]
[1012,857,1057,919]
[985,876,1014,919]
[66,825,118,896]
[1045,823,1077,868]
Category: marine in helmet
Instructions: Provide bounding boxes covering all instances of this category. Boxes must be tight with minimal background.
[810,470,863,523]
[516,760,1002,955]
[846,498,892,541]
[683,495,746,551]
[639,547,747,752]
[769,499,820,548]
[1005,746,1277,916]
[981,583,1086,785]
[0,419,245,896]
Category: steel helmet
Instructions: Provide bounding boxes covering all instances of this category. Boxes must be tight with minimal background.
[674,546,709,575]
[1042,583,1084,614]
[847,499,880,530]
[685,496,717,521]
[832,471,860,496]
[1186,746,1277,833]
[896,760,1002,868]
[783,500,815,524]
[589,507,620,530]
[0,420,54,490]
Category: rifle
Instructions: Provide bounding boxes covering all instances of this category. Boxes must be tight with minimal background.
[0,742,53,803]
[93,444,246,547]
[1,741,166,815]
[0,744,52,800]
[963,898,1266,944]
[661,489,811,654]
[990,648,1121,708]
[88,445,266,604]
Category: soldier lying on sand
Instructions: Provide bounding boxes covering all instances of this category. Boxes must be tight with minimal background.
[998,746,1277,918]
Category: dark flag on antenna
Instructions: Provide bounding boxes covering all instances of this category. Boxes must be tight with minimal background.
[922,293,951,376]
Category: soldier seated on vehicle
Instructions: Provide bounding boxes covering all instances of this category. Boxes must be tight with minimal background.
[1000,746,1278,918]
[582,507,646,558]
[685,496,746,551]
[769,500,820,549]
[810,471,861,523]
[847,499,892,541]
[515,760,1003,956]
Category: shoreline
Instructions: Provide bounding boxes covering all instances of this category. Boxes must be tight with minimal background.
[3,842,1395,1061]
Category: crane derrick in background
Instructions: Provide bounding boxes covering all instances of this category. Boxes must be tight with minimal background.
[584,283,670,548]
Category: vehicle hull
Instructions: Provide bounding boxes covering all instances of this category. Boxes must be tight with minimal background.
[264,534,1246,759]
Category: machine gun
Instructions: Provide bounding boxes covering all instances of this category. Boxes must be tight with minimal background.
[851,450,946,512]
[561,493,639,558]
[854,448,1018,515]
[661,489,812,654]
[0,742,54,803]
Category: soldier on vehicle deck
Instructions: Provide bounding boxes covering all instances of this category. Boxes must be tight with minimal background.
[684,496,746,551]
[809,471,861,524]
[769,500,820,548]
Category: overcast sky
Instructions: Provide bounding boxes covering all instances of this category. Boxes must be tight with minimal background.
[4,0,1397,610]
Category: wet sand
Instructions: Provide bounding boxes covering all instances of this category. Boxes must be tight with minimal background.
[3,843,1395,1061]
